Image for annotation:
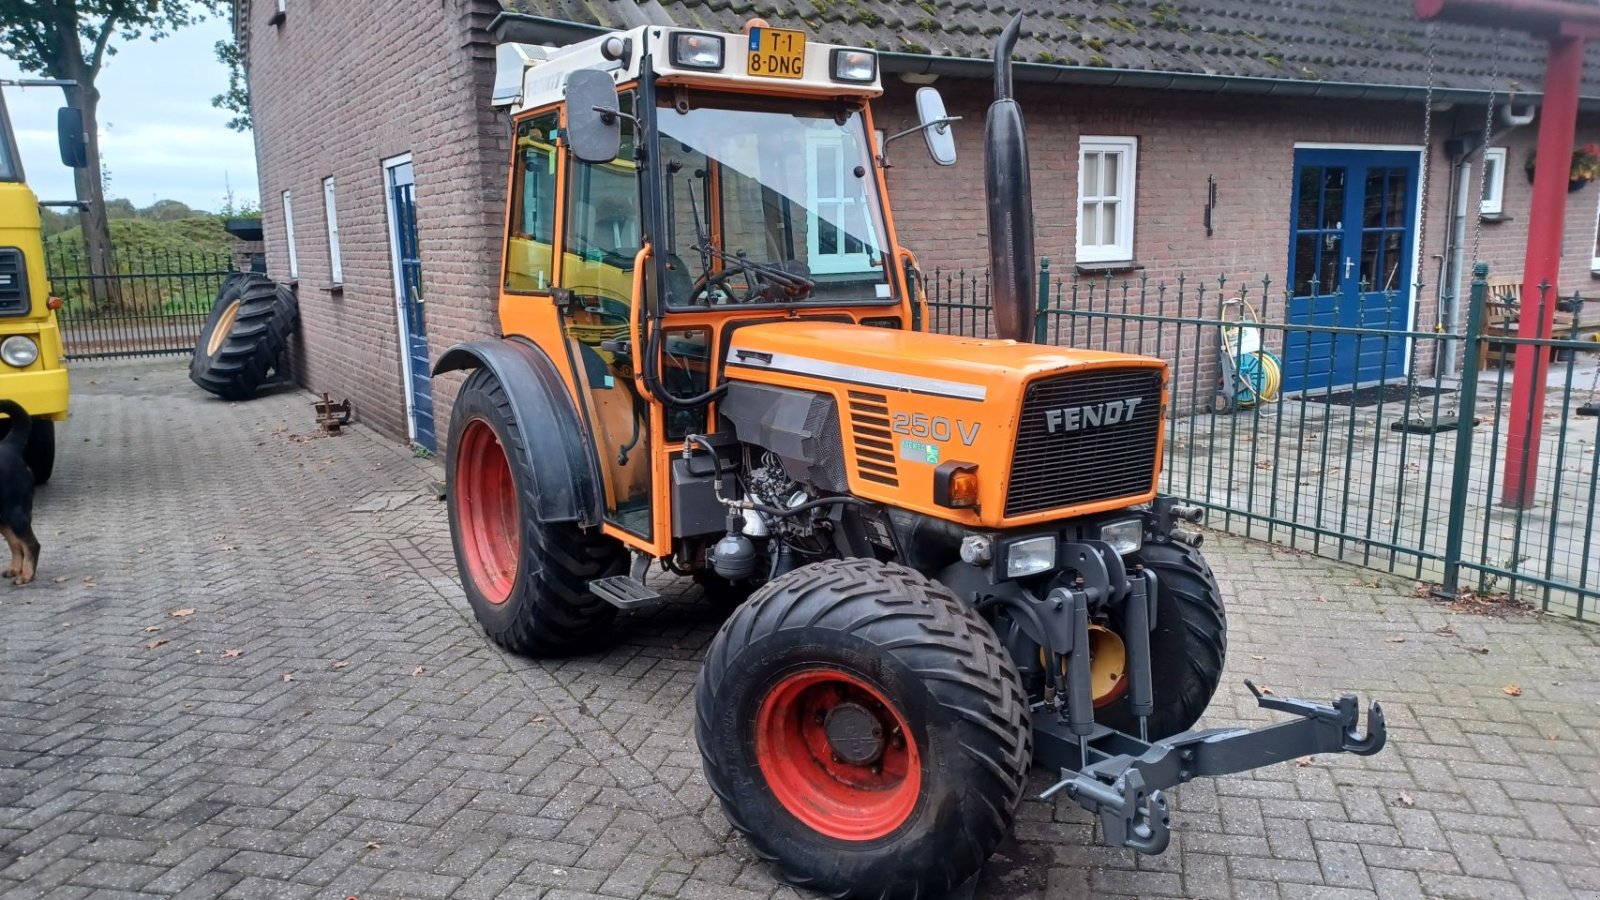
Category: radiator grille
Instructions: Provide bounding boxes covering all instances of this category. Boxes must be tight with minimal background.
[1006,369,1163,517]
[846,390,898,487]
[0,249,27,316]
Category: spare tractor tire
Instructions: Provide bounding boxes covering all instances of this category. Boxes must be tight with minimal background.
[190,273,298,401]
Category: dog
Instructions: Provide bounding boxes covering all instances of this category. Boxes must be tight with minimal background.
[0,400,40,585]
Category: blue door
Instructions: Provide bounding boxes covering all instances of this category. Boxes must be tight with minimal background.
[1283,149,1418,394]
[387,160,436,451]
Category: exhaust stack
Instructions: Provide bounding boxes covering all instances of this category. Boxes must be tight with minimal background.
[984,13,1035,343]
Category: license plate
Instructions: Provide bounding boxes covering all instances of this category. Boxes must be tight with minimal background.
[747,27,806,80]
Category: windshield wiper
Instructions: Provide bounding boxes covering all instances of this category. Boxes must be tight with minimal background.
[692,241,815,293]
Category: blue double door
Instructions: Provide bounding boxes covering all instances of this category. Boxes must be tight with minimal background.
[1283,149,1419,394]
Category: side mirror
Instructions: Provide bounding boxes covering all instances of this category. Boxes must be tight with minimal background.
[917,87,957,166]
[57,107,87,169]
[565,69,621,164]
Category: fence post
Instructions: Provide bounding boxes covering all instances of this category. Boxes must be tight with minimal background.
[1034,257,1051,343]
[1439,261,1489,599]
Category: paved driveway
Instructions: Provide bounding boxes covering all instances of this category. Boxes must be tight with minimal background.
[2,360,1598,900]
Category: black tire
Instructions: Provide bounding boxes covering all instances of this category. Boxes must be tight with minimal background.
[24,419,54,485]
[190,273,298,401]
[696,558,1032,899]
[446,367,627,656]
[1098,540,1227,739]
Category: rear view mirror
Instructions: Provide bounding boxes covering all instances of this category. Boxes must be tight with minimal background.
[917,87,957,166]
[565,69,621,164]
[56,107,87,169]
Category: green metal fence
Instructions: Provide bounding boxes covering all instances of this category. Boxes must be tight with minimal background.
[925,261,1600,621]
[46,245,237,360]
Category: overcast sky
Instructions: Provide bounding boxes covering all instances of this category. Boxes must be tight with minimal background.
[1,15,258,212]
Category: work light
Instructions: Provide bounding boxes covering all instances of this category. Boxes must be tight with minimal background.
[1004,535,1058,579]
[1,335,38,368]
[671,32,724,70]
[831,48,877,83]
[1098,518,1144,556]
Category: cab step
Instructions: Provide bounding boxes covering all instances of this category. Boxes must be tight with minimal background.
[590,575,661,610]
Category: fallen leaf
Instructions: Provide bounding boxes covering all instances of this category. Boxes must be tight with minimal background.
[283,673,296,683]
[1547,732,1559,740]
[332,660,349,669]
[1296,756,1315,767]
[1387,636,1406,643]
[531,716,547,724]
[1313,595,1329,603]
[412,666,425,677]
[53,576,67,584]
[142,626,160,633]
[1502,684,1522,697]
[1434,624,1458,636]
[1258,685,1275,696]
[221,649,242,658]
[1396,791,1416,808]
[169,608,195,618]
[364,841,381,851]
[1464,645,1490,655]
[144,638,169,650]
[1251,655,1267,660]
[61,622,71,628]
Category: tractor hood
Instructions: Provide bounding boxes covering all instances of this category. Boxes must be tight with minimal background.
[721,322,1168,528]
[724,322,1158,400]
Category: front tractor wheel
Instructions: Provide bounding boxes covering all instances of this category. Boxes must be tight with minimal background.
[1097,540,1228,739]
[446,367,626,656]
[696,559,1032,899]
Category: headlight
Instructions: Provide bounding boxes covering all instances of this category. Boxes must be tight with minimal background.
[1004,535,1057,579]
[1,336,38,368]
[1099,518,1144,556]
[831,48,877,83]
[671,32,724,70]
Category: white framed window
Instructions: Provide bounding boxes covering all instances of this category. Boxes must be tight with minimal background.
[1480,147,1507,216]
[281,189,299,279]
[1076,136,1138,263]
[322,176,343,284]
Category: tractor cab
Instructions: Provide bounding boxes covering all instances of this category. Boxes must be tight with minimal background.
[436,17,1387,900]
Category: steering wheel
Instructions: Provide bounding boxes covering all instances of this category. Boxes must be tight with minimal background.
[688,265,758,306]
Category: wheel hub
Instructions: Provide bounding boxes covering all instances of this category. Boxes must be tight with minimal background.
[823,702,885,765]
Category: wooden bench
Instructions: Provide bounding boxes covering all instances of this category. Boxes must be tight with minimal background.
[1477,279,1600,368]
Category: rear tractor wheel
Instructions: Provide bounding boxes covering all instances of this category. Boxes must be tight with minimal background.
[190,272,298,401]
[446,367,627,656]
[696,559,1032,899]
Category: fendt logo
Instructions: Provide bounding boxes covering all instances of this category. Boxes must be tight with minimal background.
[1043,397,1143,434]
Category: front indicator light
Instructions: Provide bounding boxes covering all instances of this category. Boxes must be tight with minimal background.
[934,461,979,509]
[1004,535,1057,579]
[831,48,877,83]
[1,335,38,368]
[671,32,725,70]
[1099,518,1144,556]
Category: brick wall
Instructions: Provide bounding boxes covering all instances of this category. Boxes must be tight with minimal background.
[246,0,506,445]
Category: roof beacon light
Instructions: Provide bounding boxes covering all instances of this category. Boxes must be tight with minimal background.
[671,32,725,70]
[831,48,877,83]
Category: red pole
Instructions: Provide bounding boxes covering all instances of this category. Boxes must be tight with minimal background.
[1503,33,1585,506]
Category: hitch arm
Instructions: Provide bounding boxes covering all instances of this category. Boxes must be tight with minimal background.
[1039,683,1386,855]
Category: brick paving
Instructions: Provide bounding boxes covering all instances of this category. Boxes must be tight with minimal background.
[2,359,1598,900]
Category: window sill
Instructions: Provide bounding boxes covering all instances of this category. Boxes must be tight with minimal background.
[1479,212,1512,224]
[269,10,286,25]
[1075,260,1144,275]
[320,283,344,296]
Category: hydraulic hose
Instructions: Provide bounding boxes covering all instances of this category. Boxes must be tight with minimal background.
[685,434,875,519]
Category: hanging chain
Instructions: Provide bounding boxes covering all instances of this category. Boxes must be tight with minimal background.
[1417,23,1436,311]
[1471,27,1504,268]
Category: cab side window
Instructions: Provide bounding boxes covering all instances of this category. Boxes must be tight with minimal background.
[504,110,561,292]
[562,92,640,313]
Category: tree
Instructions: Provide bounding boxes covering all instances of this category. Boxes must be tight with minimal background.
[0,0,224,298]
[212,37,249,132]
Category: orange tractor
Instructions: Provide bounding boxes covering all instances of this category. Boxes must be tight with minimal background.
[438,14,1385,897]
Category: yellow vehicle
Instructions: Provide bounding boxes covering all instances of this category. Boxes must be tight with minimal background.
[435,15,1385,898]
[0,81,82,483]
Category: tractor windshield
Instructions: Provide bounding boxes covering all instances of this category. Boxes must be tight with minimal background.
[656,91,893,308]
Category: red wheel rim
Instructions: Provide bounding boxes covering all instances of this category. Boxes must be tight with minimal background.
[754,668,922,841]
[456,419,519,604]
